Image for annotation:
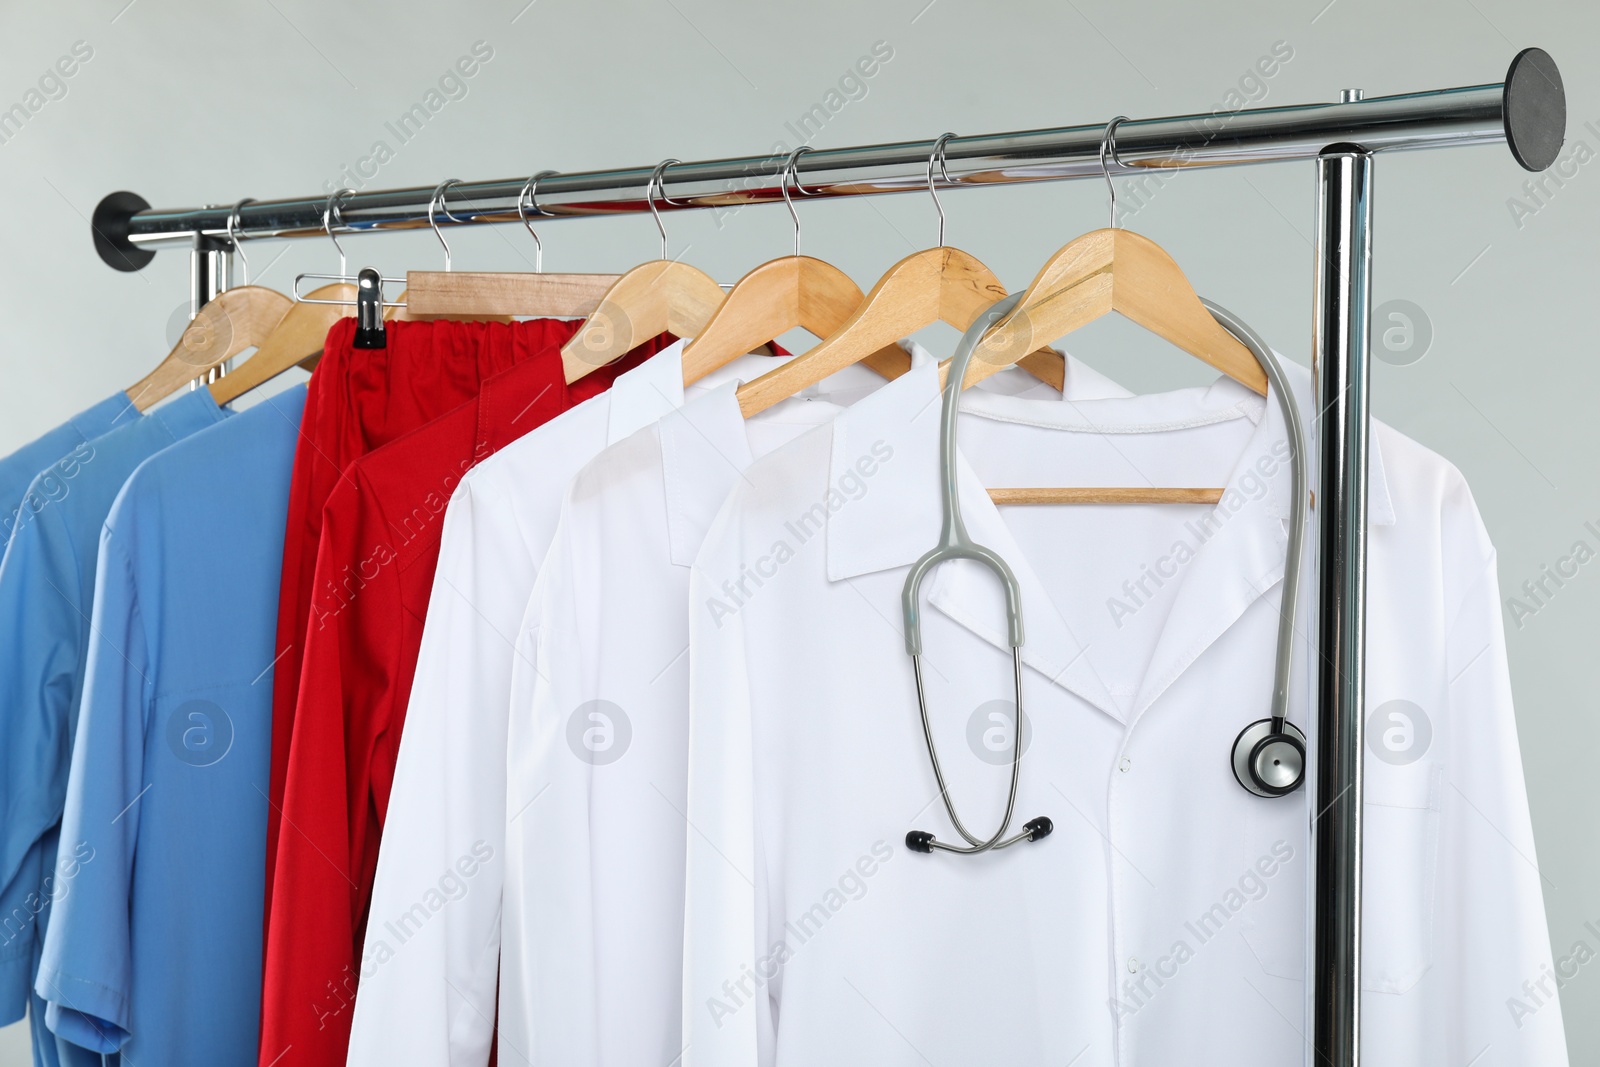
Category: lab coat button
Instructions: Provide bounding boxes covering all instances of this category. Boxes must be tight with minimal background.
[1119,756,1132,773]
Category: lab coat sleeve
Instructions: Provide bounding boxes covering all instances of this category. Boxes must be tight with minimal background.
[347,476,518,1067]
[0,497,83,1024]
[1436,548,1568,1063]
[35,520,149,1051]
[682,506,770,1067]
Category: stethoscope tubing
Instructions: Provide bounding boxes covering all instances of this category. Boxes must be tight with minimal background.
[902,291,1311,856]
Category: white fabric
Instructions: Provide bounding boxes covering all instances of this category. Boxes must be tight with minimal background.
[682,357,1565,1066]
[348,340,705,1067]
[348,338,1096,1066]
[496,344,1130,1065]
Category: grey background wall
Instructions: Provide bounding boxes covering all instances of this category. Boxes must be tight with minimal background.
[0,0,1594,1062]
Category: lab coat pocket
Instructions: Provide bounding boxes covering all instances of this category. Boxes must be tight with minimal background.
[1359,761,1442,994]
[1238,762,1441,991]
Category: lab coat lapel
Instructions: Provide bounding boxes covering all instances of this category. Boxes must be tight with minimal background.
[927,457,1128,723]
[822,361,1126,722]
[1127,384,1292,720]
[1129,358,1394,720]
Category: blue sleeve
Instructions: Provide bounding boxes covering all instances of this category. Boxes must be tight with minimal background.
[36,521,148,1052]
[0,496,82,1025]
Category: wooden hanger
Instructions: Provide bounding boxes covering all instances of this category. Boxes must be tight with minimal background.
[952,225,1266,506]
[125,286,293,412]
[953,228,1264,395]
[208,284,356,406]
[921,118,1272,506]
[681,152,907,386]
[680,255,910,385]
[559,260,729,383]
[735,135,1063,419]
[734,245,1066,417]
[559,161,778,385]
[403,171,620,320]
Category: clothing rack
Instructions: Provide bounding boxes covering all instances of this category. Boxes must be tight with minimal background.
[89,48,1567,1066]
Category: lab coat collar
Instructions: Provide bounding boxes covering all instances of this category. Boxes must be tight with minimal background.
[655,341,937,566]
[824,352,1394,722]
[605,339,689,444]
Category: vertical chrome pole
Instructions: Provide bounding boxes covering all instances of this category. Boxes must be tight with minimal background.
[1310,104,1374,1067]
[188,232,233,388]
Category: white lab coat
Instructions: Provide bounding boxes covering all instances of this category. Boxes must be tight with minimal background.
[499,347,1133,1065]
[682,359,1565,1066]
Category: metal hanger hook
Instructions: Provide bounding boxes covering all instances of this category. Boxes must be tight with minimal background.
[780,146,813,258]
[927,132,957,248]
[427,178,463,271]
[1100,116,1128,229]
[518,169,560,273]
[227,198,256,286]
[323,188,353,278]
[646,158,681,260]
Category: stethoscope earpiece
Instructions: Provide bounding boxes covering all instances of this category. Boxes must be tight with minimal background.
[1231,718,1308,798]
[905,815,1053,855]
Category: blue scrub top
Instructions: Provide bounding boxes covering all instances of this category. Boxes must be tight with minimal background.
[0,392,135,545]
[38,386,306,1065]
[0,387,229,1067]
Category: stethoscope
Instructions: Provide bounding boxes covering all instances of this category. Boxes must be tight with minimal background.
[901,291,1311,857]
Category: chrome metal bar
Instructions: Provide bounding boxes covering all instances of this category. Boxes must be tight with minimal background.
[188,235,233,388]
[1311,143,1374,1067]
[190,237,231,315]
[91,49,1565,269]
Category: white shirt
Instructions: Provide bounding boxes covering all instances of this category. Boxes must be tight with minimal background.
[682,358,1565,1066]
[498,345,1133,1065]
[349,338,1096,1066]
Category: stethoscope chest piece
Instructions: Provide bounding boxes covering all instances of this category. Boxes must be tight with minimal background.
[1231,718,1307,798]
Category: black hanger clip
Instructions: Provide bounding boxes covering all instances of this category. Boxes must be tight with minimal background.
[353,267,387,349]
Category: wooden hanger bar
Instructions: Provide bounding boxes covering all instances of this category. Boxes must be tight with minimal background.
[986,486,1225,505]
[403,270,620,318]
[987,487,1314,506]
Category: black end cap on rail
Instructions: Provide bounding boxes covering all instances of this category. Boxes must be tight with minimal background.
[1504,48,1565,172]
[93,191,156,272]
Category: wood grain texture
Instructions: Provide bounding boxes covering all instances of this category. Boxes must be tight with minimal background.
[682,256,906,386]
[986,486,1225,505]
[403,271,620,317]
[958,228,1268,394]
[126,286,293,411]
[208,284,355,406]
[560,261,726,383]
[736,247,1062,417]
